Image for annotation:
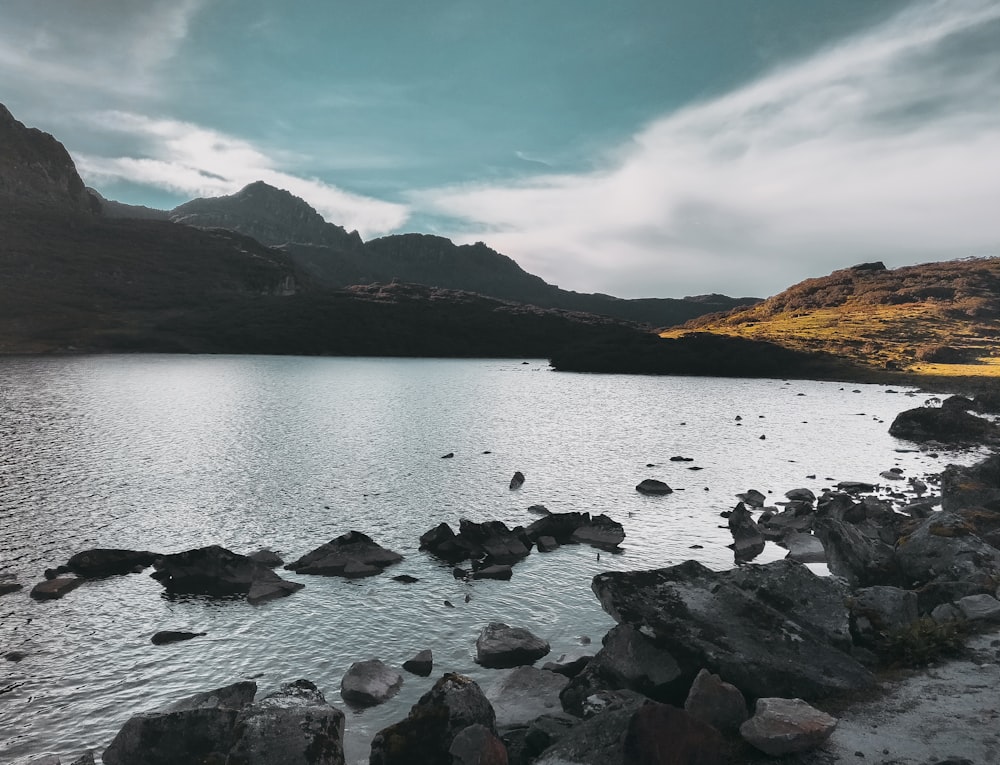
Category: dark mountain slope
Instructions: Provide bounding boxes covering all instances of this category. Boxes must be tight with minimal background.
[130,181,759,327]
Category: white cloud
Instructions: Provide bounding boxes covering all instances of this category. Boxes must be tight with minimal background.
[413,0,1000,298]
[76,112,409,237]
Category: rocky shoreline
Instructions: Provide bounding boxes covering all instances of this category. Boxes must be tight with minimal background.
[7,395,1000,765]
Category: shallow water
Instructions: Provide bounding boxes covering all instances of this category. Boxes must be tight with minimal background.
[0,355,981,763]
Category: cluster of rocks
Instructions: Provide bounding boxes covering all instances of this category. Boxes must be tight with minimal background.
[888,394,1000,444]
[419,511,625,578]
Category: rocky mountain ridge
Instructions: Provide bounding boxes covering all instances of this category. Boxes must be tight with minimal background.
[95,180,760,327]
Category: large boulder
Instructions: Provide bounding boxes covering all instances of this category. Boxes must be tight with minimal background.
[940,454,1000,512]
[476,623,550,669]
[486,666,569,727]
[534,692,645,765]
[228,679,346,765]
[525,512,592,544]
[151,545,303,603]
[340,659,403,707]
[592,560,874,700]
[369,673,496,765]
[65,548,160,577]
[813,518,898,588]
[560,624,686,716]
[888,406,998,444]
[449,723,508,765]
[894,512,1000,593]
[103,681,257,765]
[740,697,837,756]
[285,531,403,578]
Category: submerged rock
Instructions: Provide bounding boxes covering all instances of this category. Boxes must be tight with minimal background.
[286,531,403,578]
[151,630,206,646]
[0,573,24,596]
[476,622,550,669]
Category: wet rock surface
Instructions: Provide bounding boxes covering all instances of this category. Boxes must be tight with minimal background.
[285,531,403,578]
[476,622,551,669]
[151,544,304,603]
[340,659,404,707]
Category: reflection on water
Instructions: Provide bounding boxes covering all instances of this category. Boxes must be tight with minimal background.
[0,355,980,764]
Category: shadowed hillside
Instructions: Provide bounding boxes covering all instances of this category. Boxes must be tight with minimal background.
[110,181,760,327]
[665,260,1000,377]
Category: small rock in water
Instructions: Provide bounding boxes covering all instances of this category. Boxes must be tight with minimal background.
[151,630,206,646]
[402,649,433,677]
[636,479,672,495]
[442,452,454,459]
[392,574,419,583]
[444,600,455,608]
[509,471,525,489]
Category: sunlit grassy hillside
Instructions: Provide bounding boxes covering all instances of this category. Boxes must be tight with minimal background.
[661,258,1000,377]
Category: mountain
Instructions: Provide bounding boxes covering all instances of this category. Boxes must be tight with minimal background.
[663,259,1000,377]
[0,104,98,214]
[0,102,644,357]
[100,181,759,327]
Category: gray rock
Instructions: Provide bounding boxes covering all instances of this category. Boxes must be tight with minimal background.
[895,512,1000,591]
[559,624,685,716]
[369,673,496,765]
[68,752,96,765]
[849,586,919,645]
[487,666,569,727]
[889,406,998,443]
[449,723,508,765]
[635,479,672,495]
[475,622,550,669]
[813,518,897,588]
[569,514,625,550]
[957,593,1000,622]
[736,488,766,507]
[782,532,826,563]
[30,577,83,600]
[228,679,346,765]
[683,668,748,735]
[402,649,433,677]
[472,564,514,581]
[151,630,206,645]
[0,573,22,596]
[592,560,873,700]
[541,650,592,678]
[285,531,403,577]
[103,681,256,765]
[931,602,963,623]
[836,481,876,494]
[510,471,525,489]
[65,548,159,577]
[534,692,644,765]
[525,512,592,544]
[152,545,303,603]
[728,502,765,561]
[740,697,837,755]
[940,454,1000,512]
[248,548,284,567]
[340,659,403,706]
[536,535,560,552]
[785,488,816,503]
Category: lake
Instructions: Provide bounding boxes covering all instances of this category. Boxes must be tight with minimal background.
[0,355,980,764]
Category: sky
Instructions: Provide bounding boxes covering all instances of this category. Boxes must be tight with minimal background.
[2,0,999,299]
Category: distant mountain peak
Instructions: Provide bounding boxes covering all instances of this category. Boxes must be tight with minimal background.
[169,181,362,251]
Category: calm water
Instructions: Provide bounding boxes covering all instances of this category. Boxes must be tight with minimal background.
[0,356,980,764]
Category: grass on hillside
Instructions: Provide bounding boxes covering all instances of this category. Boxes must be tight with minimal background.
[661,301,1000,378]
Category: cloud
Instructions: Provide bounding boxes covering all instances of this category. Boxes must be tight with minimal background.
[0,1,206,100]
[76,112,409,237]
[413,0,1000,298]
